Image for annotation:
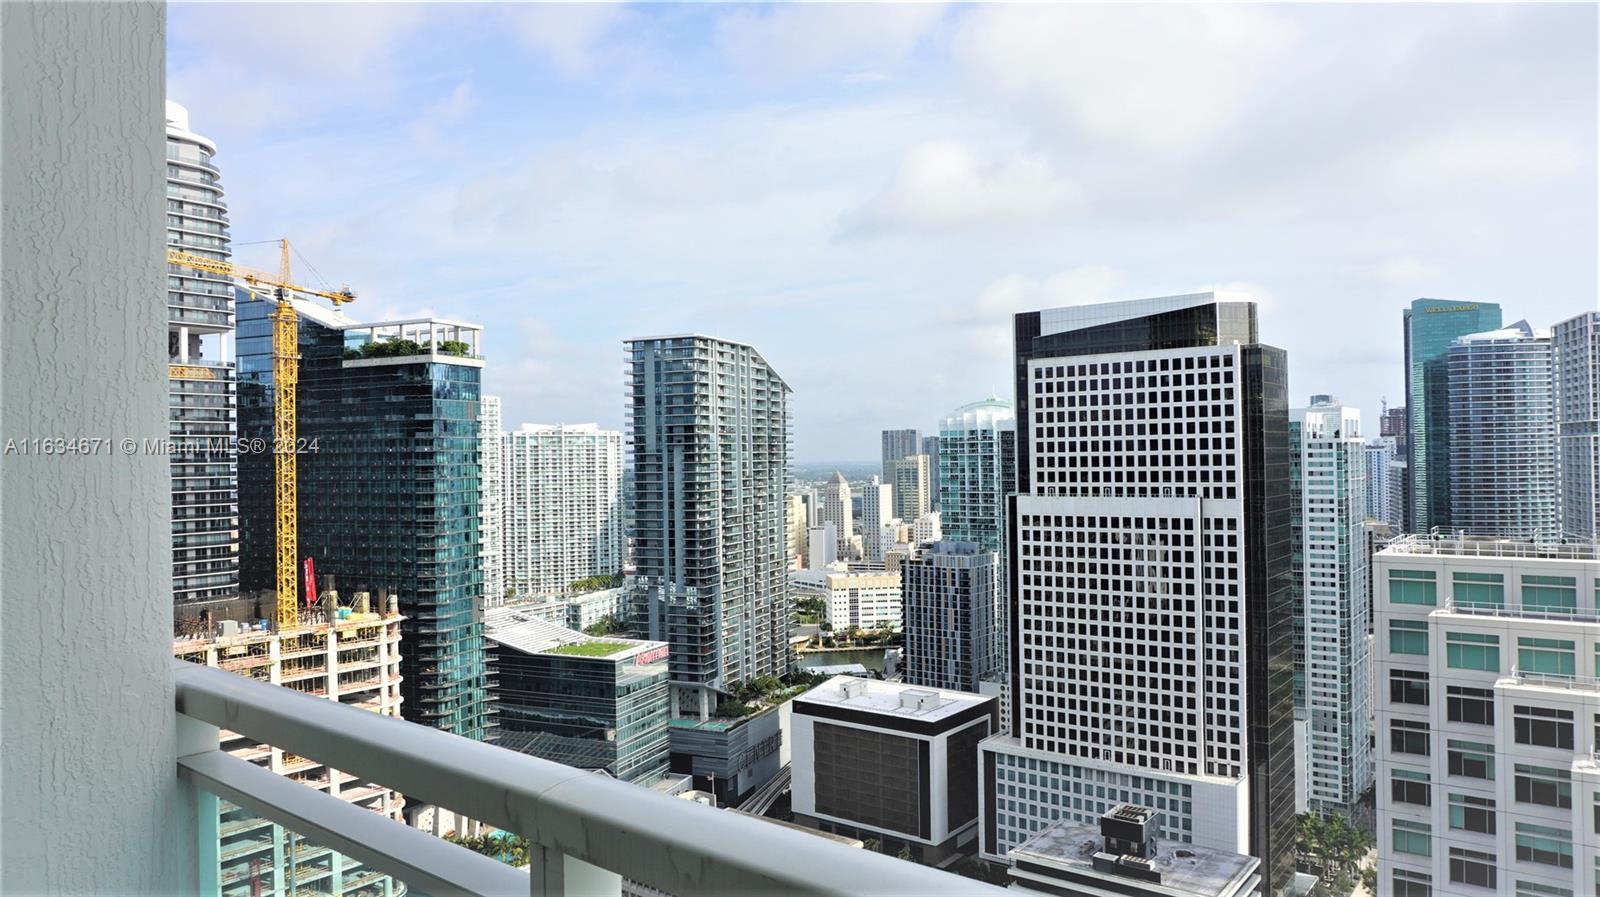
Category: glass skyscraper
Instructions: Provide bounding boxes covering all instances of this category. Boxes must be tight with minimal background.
[625,335,792,718]
[237,303,492,740]
[1447,320,1558,540]
[937,397,1016,554]
[166,102,240,618]
[1403,298,1502,533]
[1555,311,1600,541]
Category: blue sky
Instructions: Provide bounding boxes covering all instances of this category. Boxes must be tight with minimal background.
[169,3,1598,462]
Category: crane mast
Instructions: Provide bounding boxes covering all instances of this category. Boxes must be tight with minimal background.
[166,240,354,630]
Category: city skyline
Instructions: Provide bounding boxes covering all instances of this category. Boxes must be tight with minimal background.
[167,3,1598,462]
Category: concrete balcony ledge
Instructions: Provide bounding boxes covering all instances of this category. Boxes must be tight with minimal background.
[175,660,1004,897]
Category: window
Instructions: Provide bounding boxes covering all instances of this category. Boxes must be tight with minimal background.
[1448,792,1496,834]
[1514,764,1572,809]
[1393,869,1432,897]
[1393,818,1432,857]
[1447,686,1494,725]
[1514,705,1575,750]
[1448,740,1495,780]
[1519,638,1576,677]
[1449,847,1497,889]
[1392,569,1438,605]
[1391,719,1430,756]
[1523,575,1578,613]
[1390,619,1429,655]
[1515,822,1574,868]
[1447,632,1500,672]
[1516,882,1573,897]
[1453,572,1505,608]
[1392,768,1432,806]
[1392,669,1430,705]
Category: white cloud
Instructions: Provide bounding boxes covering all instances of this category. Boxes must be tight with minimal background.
[411,82,477,153]
[841,140,1077,237]
[953,4,1296,152]
[954,267,1126,357]
[1377,127,1586,192]
[716,4,946,81]
[505,3,629,78]
[1374,257,1440,287]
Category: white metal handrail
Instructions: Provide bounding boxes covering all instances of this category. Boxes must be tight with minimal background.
[175,660,1004,897]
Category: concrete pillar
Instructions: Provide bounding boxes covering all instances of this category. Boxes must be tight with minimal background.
[1,3,194,893]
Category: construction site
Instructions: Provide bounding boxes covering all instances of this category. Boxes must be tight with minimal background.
[174,591,407,897]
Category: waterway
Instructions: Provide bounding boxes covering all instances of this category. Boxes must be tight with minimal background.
[797,647,888,673]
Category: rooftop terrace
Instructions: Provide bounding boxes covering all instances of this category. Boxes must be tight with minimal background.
[1380,534,1600,562]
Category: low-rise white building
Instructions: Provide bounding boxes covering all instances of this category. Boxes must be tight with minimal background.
[1377,536,1600,897]
[791,676,997,866]
[790,565,902,632]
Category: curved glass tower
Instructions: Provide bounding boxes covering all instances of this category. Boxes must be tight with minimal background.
[166,101,239,617]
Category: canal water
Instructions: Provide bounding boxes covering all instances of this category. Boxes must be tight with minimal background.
[797,647,888,673]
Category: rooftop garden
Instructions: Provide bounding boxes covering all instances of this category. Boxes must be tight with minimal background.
[545,640,631,658]
[343,338,473,360]
[712,671,829,719]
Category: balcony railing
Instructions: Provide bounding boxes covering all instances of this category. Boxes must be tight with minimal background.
[175,660,1003,897]
[1440,598,1599,624]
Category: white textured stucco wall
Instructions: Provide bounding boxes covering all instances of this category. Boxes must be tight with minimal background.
[1,3,196,894]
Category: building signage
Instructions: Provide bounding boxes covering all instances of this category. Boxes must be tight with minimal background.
[1423,304,1480,313]
[635,645,669,666]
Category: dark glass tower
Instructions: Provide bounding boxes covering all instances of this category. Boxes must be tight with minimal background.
[237,298,492,740]
[985,294,1295,892]
[1402,298,1502,533]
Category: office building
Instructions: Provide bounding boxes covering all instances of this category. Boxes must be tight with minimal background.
[979,294,1296,894]
[238,306,492,739]
[937,398,1016,556]
[501,423,625,598]
[1376,536,1600,897]
[480,396,504,607]
[822,472,854,560]
[1404,299,1503,533]
[808,523,838,570]
[894,454,932,523]
[1367,437,1397,525]
[786,494,808,569]
[174,596,406,897]
[1005,806,1262,897]
[1555,311,1599,541]
[791,676,998,865]
[485,607,670,785]
[789,567,902,632]
[626,335,793,718]
[1289,397,1372,817]
[166,101,240,617]
[912,510,942,545]
[922,436,942,511]
[1447,321,1557,540]
[902,542,1001,693]
[882,428,920,484]
[860,477,895,562]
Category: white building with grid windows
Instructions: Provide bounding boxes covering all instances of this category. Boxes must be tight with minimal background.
[1290,397,1372,819]
[822,472,854,560]
[978,295,1297,894]
[1555,311,1599,542]
[500,423,625,598]
[860,477,895,562]
[1375,536,1600,897]
[480,396,504,607]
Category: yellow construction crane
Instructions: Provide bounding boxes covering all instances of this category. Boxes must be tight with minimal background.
[167,239,354,629]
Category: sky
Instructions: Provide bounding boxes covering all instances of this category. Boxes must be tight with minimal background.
[169,2,1599,463]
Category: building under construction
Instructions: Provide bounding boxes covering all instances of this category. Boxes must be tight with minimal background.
[174,593,406,897]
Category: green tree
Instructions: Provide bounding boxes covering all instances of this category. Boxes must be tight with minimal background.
[583,614,621,636]
[895,845,914,862]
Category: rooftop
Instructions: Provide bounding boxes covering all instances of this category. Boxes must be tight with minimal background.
[1011,818,1258,897]
[794,675,991,723]
[483,609,663,662]
[1380,534,1600,562]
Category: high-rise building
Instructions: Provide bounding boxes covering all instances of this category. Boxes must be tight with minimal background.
[166,102,240,617]
[1555,311,1600,541]
[808,522,838,570]
[881,428,920,484]
[902,541,1001,693]
[912,510,942,545]
[893,454,931,522]
[1288,397,1372,818]
[859,477,894,562]
[1446,321,1557,540]
[938,398,1016,555]
[1375,536,1600,897]
[1404,299,1503,533]
[1382,404,1408,439]
[785,493,808,569]
[979,294,1296,894]
[1365,437,1397,525]
[485,608,670,785]
[480,396,504,608]
[500,423,625,598]
[238,308,492,740]
[821,472,854,559]
[625,335,792,717]
[921,435,942,511]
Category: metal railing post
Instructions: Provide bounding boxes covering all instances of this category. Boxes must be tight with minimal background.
[178,713,222,896]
